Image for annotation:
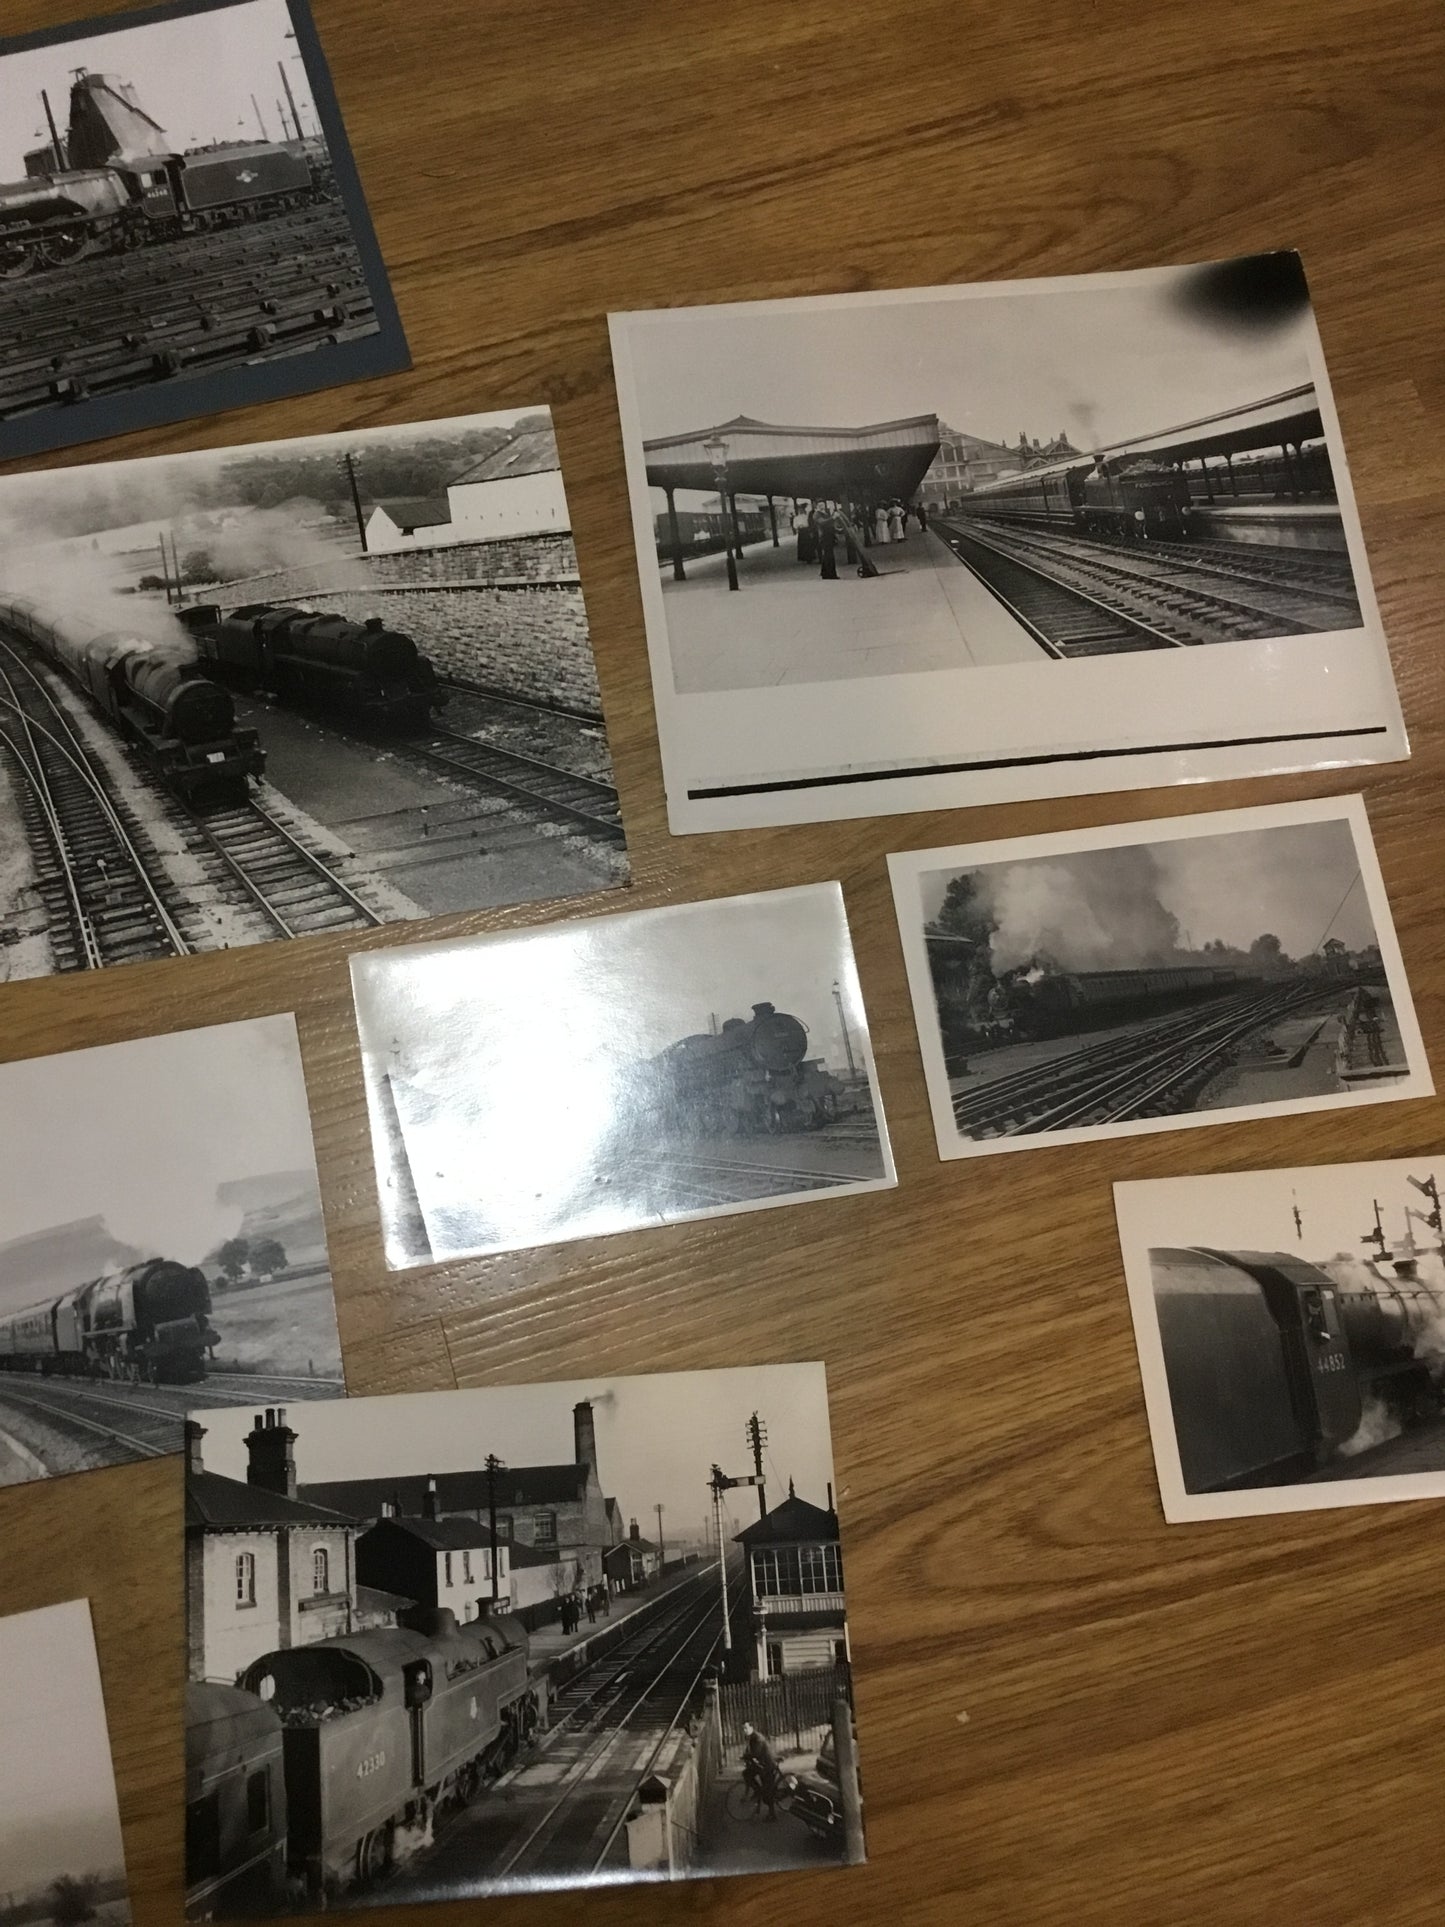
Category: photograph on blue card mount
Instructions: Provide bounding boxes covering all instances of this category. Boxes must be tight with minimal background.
[0,0,408,460]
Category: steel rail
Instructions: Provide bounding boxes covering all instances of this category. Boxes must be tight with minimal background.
[0,674,101,967]
[0,641,191,960]
[403,732,625,841]
[0,1381,169,1459]
[188,797,385,934]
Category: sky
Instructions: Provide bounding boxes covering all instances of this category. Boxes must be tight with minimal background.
[0,1014,322,1304]
[1119,1157,1445,1269]
[0,1600,130,1896]
[626,276,1315,455]
[0,0,320,178]
[919,817,1375,961]
[191,1363,838,1542]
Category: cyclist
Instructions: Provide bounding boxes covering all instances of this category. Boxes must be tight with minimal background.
[740,1722,782,1819]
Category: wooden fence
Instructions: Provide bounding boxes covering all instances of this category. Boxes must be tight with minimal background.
[718,1665,851,1753]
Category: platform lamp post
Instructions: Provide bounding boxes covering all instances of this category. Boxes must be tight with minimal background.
[703,434,740,590]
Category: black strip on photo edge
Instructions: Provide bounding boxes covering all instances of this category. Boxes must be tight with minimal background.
[685,724,1392,800]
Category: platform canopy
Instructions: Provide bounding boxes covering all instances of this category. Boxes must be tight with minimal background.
[1107,385,1325,465]
[643,413,942,503]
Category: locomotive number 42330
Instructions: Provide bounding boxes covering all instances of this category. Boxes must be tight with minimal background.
[356,1752,387,1779]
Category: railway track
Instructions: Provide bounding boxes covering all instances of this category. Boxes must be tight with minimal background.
[0,1375,177,1464]
[617,1148,878,1209]
[0,638,191,970]
[399,728,625,843]
[952,983,1332,1139]
[189,797,387,936]
[938,515,1358,653]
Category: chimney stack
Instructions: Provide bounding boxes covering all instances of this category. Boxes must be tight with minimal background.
[244,1407,297,1499]
[629,1518,640,1542]
[423,1477,439,1521]
[184,1419,206,1478]
[827,1481,835,1513]
[573,1400,598,1480]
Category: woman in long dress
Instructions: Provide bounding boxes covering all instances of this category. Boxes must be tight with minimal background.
[888,501,905,542]
[794,502,815,564]
[873,504,889,545]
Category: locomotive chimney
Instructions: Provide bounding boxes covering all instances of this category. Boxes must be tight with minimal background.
[184,1419,206,1477]
[245,1407,298,1500]
[751,1002,776,1017]
[573,1400,598,1481]
[423,1476,439,1521]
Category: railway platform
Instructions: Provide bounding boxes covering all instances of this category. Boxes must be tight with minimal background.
[525,1557,712,1677]
[659,527,1039,694]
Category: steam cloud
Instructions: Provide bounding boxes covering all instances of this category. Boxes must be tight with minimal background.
[981,847,1182,975]
[98,1191,247,1270]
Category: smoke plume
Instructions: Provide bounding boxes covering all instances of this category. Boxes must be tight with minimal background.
[0,542,197,661]
[982,846,1182,975]
[1337,1391,1402,1458]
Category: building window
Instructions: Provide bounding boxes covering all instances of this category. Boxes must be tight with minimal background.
[462,1550,472,1583]
[444,1552,454,1587]
[312,1547,329,1596]
[235,1552,256,1607]
[246,1770,269,1834]
[534,1513,557,1544]
[753,1549,780,1594]
[766,1641,784,1678]
[799,1544,842,1593]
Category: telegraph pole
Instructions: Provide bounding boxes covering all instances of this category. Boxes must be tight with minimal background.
[745,1411,768,1519]
[343,451,368,552]
[832,979,858,1084]
[485,1454,504,1603]
[655,1502,665,1574]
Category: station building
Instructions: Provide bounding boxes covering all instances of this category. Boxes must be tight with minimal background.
[364,420,571,553]
[355,1514,511,1622]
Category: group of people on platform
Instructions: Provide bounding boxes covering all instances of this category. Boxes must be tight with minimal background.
[791,497,929,579]
[556,1581,612,1634]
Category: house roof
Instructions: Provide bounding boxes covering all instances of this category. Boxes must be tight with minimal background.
[642,413,940,503]
[451,425,560,487]
[354,1583,414,1617]
[371,495,452,531]
[509,1542,570,1569]
[361,1515,503,1551]
[734,1491,839,1548]
[187,1470,358,1532]
[300,1462,589,1519]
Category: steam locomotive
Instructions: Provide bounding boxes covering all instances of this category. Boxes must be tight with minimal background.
[964,456,1193,542]
[0,594,263,802]
[184,1606,542,1910]
[178,603,445,732]
[0,1259,218,1384]
[1,71,330,281]
[1150,1246,1445,1492]
[641,1001,844,1135]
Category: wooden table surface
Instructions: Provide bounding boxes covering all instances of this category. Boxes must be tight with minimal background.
[4,0,1445,1920]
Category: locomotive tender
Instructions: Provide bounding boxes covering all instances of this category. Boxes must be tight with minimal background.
[230,1605,542,1897]
[0,593,264,801]
[1150,1246,1445,1492]
[0,1258,218,1383]
[963,455,1193,542]
[0,71,328,280]
[178,603,445,732]
[643,1001,845,1136]
[186,1681,289,1921]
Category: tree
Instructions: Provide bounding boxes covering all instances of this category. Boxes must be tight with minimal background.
[180,548,215,584]
[48,1878,96,1927]
[934,871,993,946]
[216,1237,250,1284]
[247,1238,287,1280]
[1248,933,1286,964]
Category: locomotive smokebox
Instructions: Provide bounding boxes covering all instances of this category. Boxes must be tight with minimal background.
[749,1004,809,1071]
[127,655,237,744]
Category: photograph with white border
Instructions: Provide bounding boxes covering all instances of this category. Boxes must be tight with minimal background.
[351,883,894,1268]
[1115,1156,1445,1520]
[608,255,1405,833]
[183,1363,861,1909]
[0,1013,343,1489]
[0,1598,133,1927]
[889,796,1431,1162]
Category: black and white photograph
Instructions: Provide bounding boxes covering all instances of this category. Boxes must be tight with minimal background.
[608,256,1406,832]
[890,796,1431,1162]
[183,1363,862,1914]
[0,0,408,461]
[0,1013,343,1488]
[351,882,892,1268]
[0,406,625,984]
[1115,1158,1445,1520]
[1,1599,133,1927]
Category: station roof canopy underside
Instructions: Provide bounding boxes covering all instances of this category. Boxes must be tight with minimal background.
[643,413,942,502]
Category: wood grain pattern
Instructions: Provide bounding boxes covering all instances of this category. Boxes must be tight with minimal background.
[3,0,1445,1920]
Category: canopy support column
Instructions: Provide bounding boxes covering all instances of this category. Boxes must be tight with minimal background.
[664,485,686,581]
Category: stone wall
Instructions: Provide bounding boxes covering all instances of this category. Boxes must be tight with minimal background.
[201,531,599,714]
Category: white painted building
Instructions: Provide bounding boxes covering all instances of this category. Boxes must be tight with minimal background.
[364,425,570,553]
